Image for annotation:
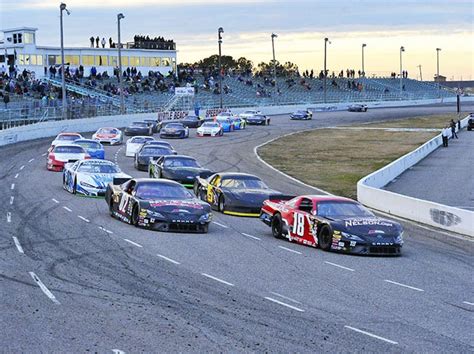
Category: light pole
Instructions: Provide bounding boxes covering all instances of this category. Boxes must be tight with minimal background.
[218,27,224,109]
[117,13,125,114]
[323,37,330,104]
[399,46,405,95]
[361,43,367,76]
[59,3,70,118]
[417,64,423,81]
[271,33,278,93]
[436,47,441,97]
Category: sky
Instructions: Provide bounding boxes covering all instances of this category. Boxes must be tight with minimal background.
[1,0,473,80]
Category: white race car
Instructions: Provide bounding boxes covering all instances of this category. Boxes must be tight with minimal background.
[63,159,131,197]
[125,136,155,157]
[49,132,84,151]
[215,111,234,120]
[92,127,123,145]
[196,122,224,137]
[239,110,262,120]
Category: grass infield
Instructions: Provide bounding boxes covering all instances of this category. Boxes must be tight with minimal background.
[259,113,466,199]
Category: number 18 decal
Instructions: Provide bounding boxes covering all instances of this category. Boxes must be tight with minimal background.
[292,212,305,237]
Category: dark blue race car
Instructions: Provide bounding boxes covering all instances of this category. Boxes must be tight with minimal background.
[74,139,105,159]
[290,109,313,120]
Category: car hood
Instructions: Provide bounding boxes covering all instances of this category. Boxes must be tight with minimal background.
[95,133,118,139]
[226,189,281,203]
[165,167,210,176]
[79,172,130,188]
[144,199,210,212]
[330,217,402,238]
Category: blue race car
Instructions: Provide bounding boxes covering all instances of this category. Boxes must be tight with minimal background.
[290,109,313,120]
[216,112,235,132]
[74,139,105,159]
[231,117,246,130]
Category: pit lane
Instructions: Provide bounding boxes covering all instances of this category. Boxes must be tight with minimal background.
[1,103,473,352]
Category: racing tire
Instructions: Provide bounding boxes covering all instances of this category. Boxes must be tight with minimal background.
[131,205,139,227]
[218,195,226,213]
[193,182,201,198]
[219,130,223,136]
[271,213,284,239]
[266,119,270,125]
[109,199,114,216]
[318,225,333,251]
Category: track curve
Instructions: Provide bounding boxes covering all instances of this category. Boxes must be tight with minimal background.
[1,104,473,352]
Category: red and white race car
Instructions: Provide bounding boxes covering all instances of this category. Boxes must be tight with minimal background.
[49,132,83,152]
[92,127,123,145]
[260,195,403,255]
[47,144,89,172]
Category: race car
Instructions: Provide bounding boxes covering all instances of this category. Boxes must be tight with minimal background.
[92,127,123,145]
[134,144,176,171]
[467,114,474,131]
[215,116,235,132]
[348,104,368,112]
[149,155,212,188]
[196,122,224,137]
[62,159,131,197]
[290,109,312,120]
[49,132,84,151]
[181,115,204,128]
[239,110,262,120]
[125,136,155,157]
[143,140,176,153]
[143,119,159,133]
[231,117,246,130]
[246,114,270,125]
[159,122,189,139]
[124,121,153,136]
[260,195,403,255]
[105,178,212,233]
[194,172,285,216]
[47,144,89,172]
[74,139,105,159]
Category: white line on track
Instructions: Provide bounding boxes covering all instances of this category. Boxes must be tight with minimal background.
[12,237,24,254]
[7,212,11,223]
[63,206,72,212]
[14,173,19,179]
[11,183,15,190]
[462,301,474,306]
[78,215,90,223]
[384,279,424,292]
[264,297,305,312]
[270,291,301,304]
[212,221,228,228]
[157,254,181,265]
[201,273,234,286]
[112,350,125,354]
[28,158,35,163]
[42,152,47,156]
[123,239,143,248]
[324,261,355,272]
[278,245,302,254]
[28,272,60,305]
[52,198,59,203]
[10,196,14,205]
[344,325,398,345]
[241,232,261,240]
[98,226,113,234]
[20,165,25,170]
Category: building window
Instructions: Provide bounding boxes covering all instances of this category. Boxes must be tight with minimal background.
[96,55,108,66]
[48,55,61,66]
[65,55,80,66]
[162,57,171,66]
[140,57,149,66]
[82,55,95,66]
[24,33,35,44]
[151,57,161,67]
[30,55,43,66]
[109,56,118,67]
[13,33,22,44]
[121,56,129,66]
[129,56,139,66]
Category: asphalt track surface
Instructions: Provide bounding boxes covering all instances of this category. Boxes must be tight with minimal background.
[386,129,474,211]
[1,104,473,352]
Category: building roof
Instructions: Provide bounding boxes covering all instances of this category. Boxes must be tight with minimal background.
[2,27,38,33]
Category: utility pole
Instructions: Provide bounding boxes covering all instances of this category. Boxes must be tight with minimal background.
[117,13,125,114]
[417,65,422,81]
[361,43,366,76]
[59,3,70,118]
[218,27,224,109]
[323,37,330,104]
[271,33,278,93]
[436,48,441,98]
[399,46,405,95]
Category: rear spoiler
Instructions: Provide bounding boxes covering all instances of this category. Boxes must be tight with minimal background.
[268,194,295,202]
[113,177,132,185]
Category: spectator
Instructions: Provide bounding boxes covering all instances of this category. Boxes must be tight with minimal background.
[450,119,458,139]
[109,37,113,48]
[95,36,99,48]
[3,92,10,109]
[101,37,106,48]
[442,126,450,147]
[90,36,94,48]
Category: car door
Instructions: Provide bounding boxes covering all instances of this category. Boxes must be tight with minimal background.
[206,174,221,205]
[64,161,79,191]
[117,180,136,218]
[155,156,165,178]
[287,197,315,245]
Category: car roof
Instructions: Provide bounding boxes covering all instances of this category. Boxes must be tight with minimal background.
[164,154,195,160]
[54,143,85,149]
[97,127,118,130]
[298,195,358,203]
[57,132,81,136]
[134,178,182,186]
[130,136,154,140]
[217,172,260,179]
[75,139,100,143]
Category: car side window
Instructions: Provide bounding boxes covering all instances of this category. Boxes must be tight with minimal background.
[210,175,221,187]
[157,157,164,166]
[297,198,313,213]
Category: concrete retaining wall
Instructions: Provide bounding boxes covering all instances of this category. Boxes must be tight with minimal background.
[357,114,474,237]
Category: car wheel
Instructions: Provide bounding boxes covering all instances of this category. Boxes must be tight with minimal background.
[219,130,223,136]
[109,199,115,216]
[271,213,284,239]
[318,225,332,251]
[218,195,226,213]
[131,205,139,226]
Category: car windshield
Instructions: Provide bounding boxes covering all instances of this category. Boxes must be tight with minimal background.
[185,116,198,121]
[164,158,199,168]
[135,182,194,200]
[141,147,172,156]
[203,123,219,128]
[58,134,80,141]
[221,177,268,189]
[216,117,229,122]
[244,111,255,114]
[131,137,153,144]
[98,128,117,134]
[316,202,374,218]
[166,124,183,129]
[296,111,306,114]
[131,122,147,127]
[77,162,120,173]
[75,141,101,149]
[146,141,171,147]
[54,146,84,154]
[252,115,264,119]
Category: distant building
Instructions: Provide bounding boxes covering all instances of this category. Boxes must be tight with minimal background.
[434,74,446,82]
[0,27,177,78]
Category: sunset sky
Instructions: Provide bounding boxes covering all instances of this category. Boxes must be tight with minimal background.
[1,0,473,80]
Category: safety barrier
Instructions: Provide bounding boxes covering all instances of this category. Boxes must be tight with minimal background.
[357,114,474,237]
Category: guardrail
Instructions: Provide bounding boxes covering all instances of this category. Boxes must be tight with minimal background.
[357,114,474,237]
